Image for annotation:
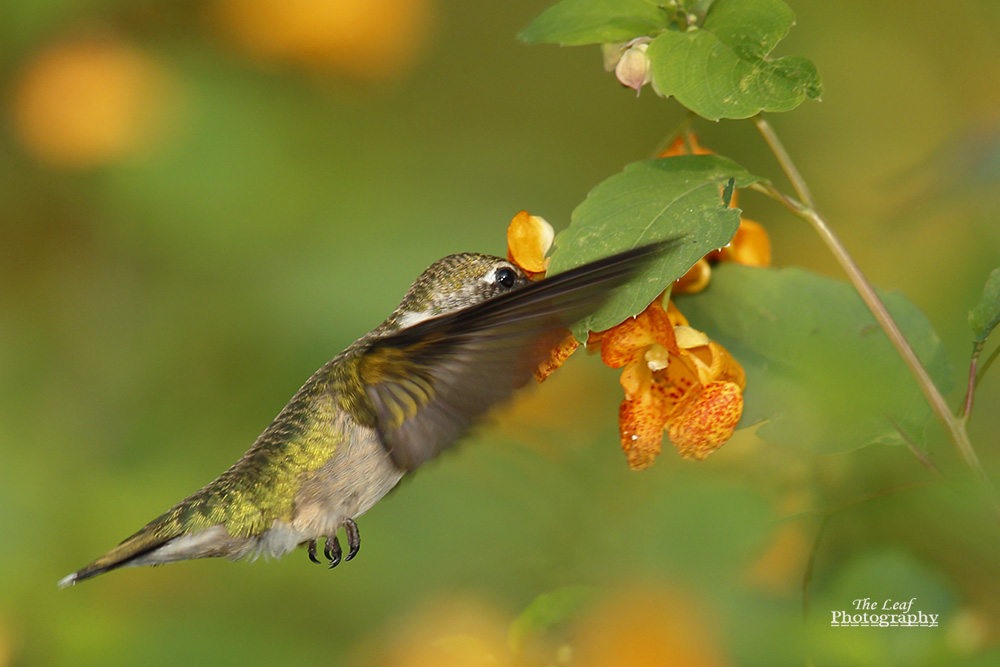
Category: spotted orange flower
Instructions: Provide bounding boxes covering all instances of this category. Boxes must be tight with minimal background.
[595,297,745,468]
[660,134,771,294]
[504,211,746,469]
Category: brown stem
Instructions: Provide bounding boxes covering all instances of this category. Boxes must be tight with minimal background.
[753,116,817,210]
[961,341,984,421]
[747,115,995,502]
[749,180,999,513]
[802,514,830,622]
[887,417,941,475]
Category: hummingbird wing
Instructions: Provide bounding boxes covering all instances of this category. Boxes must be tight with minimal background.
[359,241,677,471]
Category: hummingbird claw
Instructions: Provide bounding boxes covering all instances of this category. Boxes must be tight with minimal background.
[344,519,360,562]
[307,539,322,564]
[325,535,342,568]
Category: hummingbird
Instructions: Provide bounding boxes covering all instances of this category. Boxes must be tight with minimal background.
[58,241,675,588]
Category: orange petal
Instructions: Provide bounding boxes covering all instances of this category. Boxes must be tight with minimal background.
[599,298,678,368]
[673,258,711,294]
[680,339,746,390]
[717,218,771,267]
[657,134,738,215]
[534,331,580,382]
[665,300,689,327]
[654,351,701,414]
[673,325,710,350]
[506,210,553,276]
[658,136,687,158]
[657,133,710,158]
[666,381,743,461]
[708,341,746,389]
[619,391,669,470]
[619,358,651,400]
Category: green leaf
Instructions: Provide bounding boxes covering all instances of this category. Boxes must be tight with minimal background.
[548,155,760,338]
[647,0,822,120]
[969,267,1000,343]
[677,265,952,453]
[508,586,595,653]
[518,0,672,46]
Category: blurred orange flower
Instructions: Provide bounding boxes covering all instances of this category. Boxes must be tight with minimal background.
[572,587,729,667]
[11,36,179,167]
[359,586,729,667]
[358,595,510,667]
[210,0,434,81]
[660,134,771,294]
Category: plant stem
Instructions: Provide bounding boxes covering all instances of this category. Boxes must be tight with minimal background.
[801,514,830,621]
[977,343,1000,388]
[746,119,997,511]
[960,341,984,421]
[752,180,994,500]
[650,112,695,158]
[753,116,817,209]
[888,417,941,475]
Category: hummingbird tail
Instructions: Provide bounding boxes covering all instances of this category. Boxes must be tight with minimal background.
[57,523,182,589]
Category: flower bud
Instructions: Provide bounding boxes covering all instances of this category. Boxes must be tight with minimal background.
[615,43,652,95]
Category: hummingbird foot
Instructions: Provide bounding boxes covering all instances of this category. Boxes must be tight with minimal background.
[344,518,360,561]
[303,520,362,569]
[307,539,321,564]
[319,519,360,569]
[324,535,342,568]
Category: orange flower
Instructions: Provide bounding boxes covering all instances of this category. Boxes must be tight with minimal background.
[598,297,744,468]
[505,212,581,381]
[533,332,580,383]
[506,210,553,277]
[672,257,711,294]
[659,133,713,158]
[210,0,434,81]
[710,218,771,267]
[572,586,729,667]
[659,134,771,293]
[12,37,179,167]
[503,211,746,469]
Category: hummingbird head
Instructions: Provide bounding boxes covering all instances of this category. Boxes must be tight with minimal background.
[384,253,532,330]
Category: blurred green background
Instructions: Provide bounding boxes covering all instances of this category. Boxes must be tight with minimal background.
[2,0,1000,665]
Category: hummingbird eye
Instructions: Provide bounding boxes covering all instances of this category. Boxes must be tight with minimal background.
[494,267,517,289]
